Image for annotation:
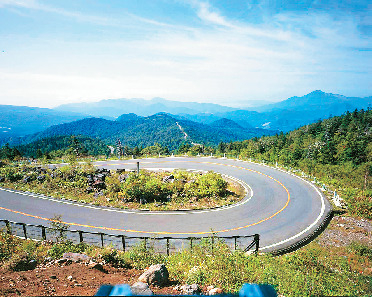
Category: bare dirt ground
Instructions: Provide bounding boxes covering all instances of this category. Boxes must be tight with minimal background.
[0,214,370,296]
[317,215,371,247]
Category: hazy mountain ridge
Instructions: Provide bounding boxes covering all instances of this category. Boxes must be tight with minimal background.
[10,113,274,150]
[55,97,237,118]
[1,91,370,144]
[207,91,371,131]
[0,105,87,142]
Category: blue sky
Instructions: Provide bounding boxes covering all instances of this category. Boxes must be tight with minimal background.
[0,0,370,108]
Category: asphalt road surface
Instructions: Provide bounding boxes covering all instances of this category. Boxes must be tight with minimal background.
[0,157,331,252]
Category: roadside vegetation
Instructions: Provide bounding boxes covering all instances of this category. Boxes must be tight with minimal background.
[0,224,370,296]
[179,109,372,219]
[0,163,243,211]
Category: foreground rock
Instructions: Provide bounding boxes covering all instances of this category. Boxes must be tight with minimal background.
[131,282,153,296]
[207,285,223,295]
[179,284,201,295]
[61,252,90,263]
[138,264,169,286]
[12,259,37,271]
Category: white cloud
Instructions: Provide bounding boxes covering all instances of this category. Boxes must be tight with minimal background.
[0,1,369,107]
[195,2,234,27]
[0,0,38,8]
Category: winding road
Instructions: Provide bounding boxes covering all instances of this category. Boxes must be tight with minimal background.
[0,157,331,252]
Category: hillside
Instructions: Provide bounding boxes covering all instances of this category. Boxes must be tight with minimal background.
[11,113,274,151]
[179,91,372,132]
[0,105,87,143]
[212,109,371,219]
[15,135,110,158]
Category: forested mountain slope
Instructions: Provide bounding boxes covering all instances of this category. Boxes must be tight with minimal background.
[215,109,371,218]
[11,113,274,151]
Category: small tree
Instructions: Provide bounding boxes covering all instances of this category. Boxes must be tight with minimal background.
[49,215,70,243]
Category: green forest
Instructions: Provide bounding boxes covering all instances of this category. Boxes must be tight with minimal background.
[211,109,372,219]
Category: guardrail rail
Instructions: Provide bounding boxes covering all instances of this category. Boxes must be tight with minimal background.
[0,219,259,255]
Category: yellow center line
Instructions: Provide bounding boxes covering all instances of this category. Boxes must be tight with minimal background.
[0,160,290,235]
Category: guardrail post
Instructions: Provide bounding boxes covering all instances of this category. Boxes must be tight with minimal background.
[41,226,46,240]
[166,238,170,256]
[121,235,126,252]
[79,231,83,243]
[234,236,238,251]
[254,234,260,255]
[100,233,104,247]
[211,236,214,255]
[144,237,147,250]
[5,220,11,235]
[190,238,193,251]
[22,223,27,239]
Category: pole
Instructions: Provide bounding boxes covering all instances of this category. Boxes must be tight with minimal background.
[136,162,140,175]
[79,231,83,243]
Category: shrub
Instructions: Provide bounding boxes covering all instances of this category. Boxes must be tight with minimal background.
[47,241,88,259]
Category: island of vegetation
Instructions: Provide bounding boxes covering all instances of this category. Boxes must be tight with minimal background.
[0,163,243,211]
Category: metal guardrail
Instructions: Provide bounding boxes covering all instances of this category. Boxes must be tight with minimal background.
[0,219,259,255]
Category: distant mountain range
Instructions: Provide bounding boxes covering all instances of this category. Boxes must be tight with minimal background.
[55,97,236,117]
[0,90,370,147]
[178,91,372,131]
[12,113,273,150]
[54,90,371,132]
[0,105,86,141]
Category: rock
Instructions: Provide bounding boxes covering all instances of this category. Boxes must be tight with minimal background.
[37,175,45,182]
[180,284,201,295]
[22,176,32,183]
[13,259,37,271]
[163,175,174,182]
[93,180,106,189]
[130,282,153,296]
[207,285,214,291]
[88,262,105,272]
[55,258,67,265]
[93,191,104,198]
[50,275,57,279]
[62,252,90,263]
[67,275,73,281]
[86,186,94,193]
[138,264,169,286]
[95,173,106,181]
[209,288,223,295]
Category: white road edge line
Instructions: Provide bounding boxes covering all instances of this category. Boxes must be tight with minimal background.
[243,160,327,251]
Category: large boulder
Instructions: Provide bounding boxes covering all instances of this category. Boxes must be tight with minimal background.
[130,282,153,296]
[138,264,169,286]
